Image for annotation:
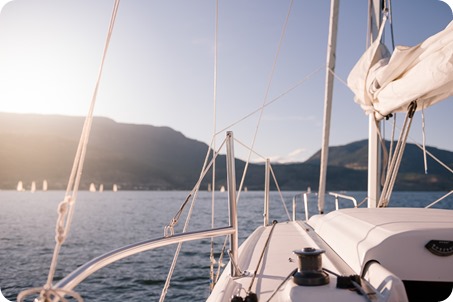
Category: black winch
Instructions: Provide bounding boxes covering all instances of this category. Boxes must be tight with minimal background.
[292,247,329,286]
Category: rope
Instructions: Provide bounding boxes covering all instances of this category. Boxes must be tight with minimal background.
[160,192,200,302]
[421,106,428,174]
[164,194,191,237]
[265,268,297,302]
[214,236,229,284]
[17,287,84,302]
[247,220,278,293]
[22,2,121,301]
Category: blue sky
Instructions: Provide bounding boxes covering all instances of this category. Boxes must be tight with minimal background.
[0,0,452,163]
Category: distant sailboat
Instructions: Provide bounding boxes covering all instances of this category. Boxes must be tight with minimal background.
[30,181,36,193]
[99,184,104,192]
[16,181,25,192]
[112,184,118,192]
[219,185,225,192]
[42,180,48,192]
[89,183,96,192]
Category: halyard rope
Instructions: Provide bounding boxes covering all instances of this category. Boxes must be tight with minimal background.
[18,1,121,301]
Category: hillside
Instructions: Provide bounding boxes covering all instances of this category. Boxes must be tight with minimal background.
[0,113,452,191]
[306,140,453,190]
[0,113,209,190]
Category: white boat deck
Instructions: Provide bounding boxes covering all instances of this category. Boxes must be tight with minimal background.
[309,207,453,281]
[208,220,377,301]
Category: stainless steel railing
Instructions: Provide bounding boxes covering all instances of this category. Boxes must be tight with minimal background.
[292,191,361,221]
[55,227,236,291]
[328,192,358,210]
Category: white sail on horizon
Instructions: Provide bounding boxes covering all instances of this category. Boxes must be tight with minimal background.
[16,181,24,192]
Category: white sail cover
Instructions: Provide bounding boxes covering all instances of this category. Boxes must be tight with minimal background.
[348,20,453,120]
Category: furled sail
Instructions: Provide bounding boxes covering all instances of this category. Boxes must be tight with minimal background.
[348,19,453,120]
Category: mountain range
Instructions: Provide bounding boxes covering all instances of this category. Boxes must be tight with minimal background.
[1,112,452,191]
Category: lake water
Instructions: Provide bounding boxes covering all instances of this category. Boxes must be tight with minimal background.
[1,190,452,301]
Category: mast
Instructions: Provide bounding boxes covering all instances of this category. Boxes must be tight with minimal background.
[367,0,383,208]
[318,0,339,214]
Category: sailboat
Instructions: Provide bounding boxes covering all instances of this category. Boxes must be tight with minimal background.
[16,181,25,192]
[42,179,48,192]
[16,1,453,302]
[30,181,36,193]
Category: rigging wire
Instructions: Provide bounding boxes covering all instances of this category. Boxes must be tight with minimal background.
[164,137,226,236]
[269,164,291,221]
[234,136,293,222]
[236,0,294,201]
[410,137,453,175]
[425,190,453,208]
[215,65,324,137]
[210,0,219,291]
[159,138,227,302]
